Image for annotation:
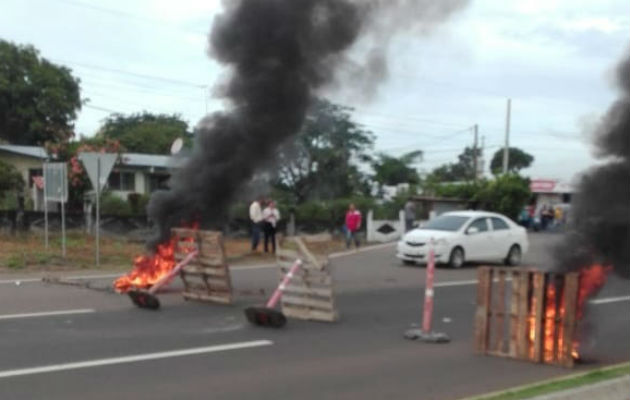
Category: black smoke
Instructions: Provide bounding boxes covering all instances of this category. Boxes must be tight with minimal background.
[147,0,467,248]
[554,51,630,278]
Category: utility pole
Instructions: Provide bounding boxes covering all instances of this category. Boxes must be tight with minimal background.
[480,135,485,178]
[502,98,511,174]
[473,124,479,181]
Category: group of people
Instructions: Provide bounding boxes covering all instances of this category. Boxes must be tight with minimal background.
[518,203,566,231]
[249,196,281,253]
[249,198,365,252]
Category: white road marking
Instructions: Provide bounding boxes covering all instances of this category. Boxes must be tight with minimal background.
[0,273,122,285]
[590,295,630,305]
[0,340,273,379]
[0,309,95,320]
[433,279,478,287]
[0,278,41,284]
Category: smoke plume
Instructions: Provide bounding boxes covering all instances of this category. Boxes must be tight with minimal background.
[554,51,630,278]
[147,0,468,248]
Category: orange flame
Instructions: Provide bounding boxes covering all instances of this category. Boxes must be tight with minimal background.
[113,223,199,293]
[572,264,612,358]
[543,282,557,363]
[113,238,177,293]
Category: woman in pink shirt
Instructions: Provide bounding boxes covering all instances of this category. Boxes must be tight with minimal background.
[344,203,362,249]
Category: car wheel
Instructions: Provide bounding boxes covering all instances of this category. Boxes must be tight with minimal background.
[448,247,465,269]
[505,245,522,266]
[402,260,416,266]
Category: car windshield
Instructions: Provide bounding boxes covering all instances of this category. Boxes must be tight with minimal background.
[421,215,470,231]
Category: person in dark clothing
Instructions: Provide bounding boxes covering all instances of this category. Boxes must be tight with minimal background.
[262,200,281,253]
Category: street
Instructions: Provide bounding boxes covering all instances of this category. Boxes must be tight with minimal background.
[0,233,628,400]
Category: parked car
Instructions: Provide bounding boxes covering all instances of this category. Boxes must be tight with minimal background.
[396,210,529,268]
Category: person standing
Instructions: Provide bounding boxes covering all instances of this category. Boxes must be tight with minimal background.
[249,196,264,251]
[344,203,362,249]
[262,200,281,253]
[404,199,416,232]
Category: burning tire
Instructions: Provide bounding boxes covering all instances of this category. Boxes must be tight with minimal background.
[505,245,522,266]
[448,247,465,269]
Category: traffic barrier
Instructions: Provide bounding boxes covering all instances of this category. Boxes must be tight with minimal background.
[275,236,338,322]
[174,228,233,305]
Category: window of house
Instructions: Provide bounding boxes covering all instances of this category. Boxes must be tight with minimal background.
[108,171,135,191]
[28,168,43,188]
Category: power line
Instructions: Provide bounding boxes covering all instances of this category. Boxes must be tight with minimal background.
[54,58,207,88]
[55,0,209,36]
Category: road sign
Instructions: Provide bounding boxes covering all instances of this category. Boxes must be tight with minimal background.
[44,162,68,202]
[78,152,118,268]
[78,153,118,192]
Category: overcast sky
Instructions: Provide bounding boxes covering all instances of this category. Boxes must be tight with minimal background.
[1,0,628,182]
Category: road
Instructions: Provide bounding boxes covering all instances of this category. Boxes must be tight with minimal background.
[0,233,628,399]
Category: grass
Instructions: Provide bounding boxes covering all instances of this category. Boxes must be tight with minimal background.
[0,231,349,271]
[469,363,630,400]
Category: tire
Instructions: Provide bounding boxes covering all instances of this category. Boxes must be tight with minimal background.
[505,245,522,266]
[448,247,465,269]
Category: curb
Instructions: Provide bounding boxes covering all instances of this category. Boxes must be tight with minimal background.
[0,241,399,282]
[459,362,630,400]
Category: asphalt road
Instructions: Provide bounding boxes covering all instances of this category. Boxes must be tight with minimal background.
[0,233,628,400]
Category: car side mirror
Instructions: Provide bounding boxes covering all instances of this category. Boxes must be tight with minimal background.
[467,226,479,235]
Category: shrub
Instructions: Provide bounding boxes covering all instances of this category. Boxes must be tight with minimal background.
[127,193,150,215]
[101,192,132,216]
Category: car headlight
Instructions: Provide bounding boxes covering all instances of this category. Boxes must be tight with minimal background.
[435,238,449,246]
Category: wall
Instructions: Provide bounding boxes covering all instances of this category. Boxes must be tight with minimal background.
[366,210,406,243]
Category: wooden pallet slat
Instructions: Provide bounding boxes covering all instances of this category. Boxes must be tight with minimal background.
[475,267,492,354]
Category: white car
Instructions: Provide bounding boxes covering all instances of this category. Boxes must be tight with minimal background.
[396,210,529,268]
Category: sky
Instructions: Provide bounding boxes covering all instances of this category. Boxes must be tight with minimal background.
[1,0,628,182]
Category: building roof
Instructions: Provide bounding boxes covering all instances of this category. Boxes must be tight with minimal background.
[118,153,186,169]
[0,145,47,159]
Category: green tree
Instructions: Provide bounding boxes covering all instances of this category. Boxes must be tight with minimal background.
[429,146,481,182]
[475,174,531,219]
[97,112,190,154]
[275,99,374,203]
[0,160,24,198]
[490,147,534,175]
[0,40,81,145]
[372,150,422,186]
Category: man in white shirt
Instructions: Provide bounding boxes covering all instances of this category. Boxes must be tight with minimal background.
[249,196,264,251]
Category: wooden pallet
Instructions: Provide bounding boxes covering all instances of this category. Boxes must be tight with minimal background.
[475,266,579,368]
[276,236,338,322]
[172,228,232,305]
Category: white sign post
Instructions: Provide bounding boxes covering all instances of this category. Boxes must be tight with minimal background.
[78,153,117,267]
[43,162,69,257]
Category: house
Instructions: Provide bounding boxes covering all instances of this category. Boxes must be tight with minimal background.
[0,144,184,208]
[0,144,48,190]
[107,153,184,200]
[530,178,574,209]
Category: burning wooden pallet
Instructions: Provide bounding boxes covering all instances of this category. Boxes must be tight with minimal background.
[173,228,233,305]
[276,236,338,322]
[475,266,579,368]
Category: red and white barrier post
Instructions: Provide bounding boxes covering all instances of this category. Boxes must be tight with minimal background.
[404,238,450,343]
[422,239,436,334]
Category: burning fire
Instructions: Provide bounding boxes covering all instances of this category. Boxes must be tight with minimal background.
[572,264,612,358]
[113,224,198,293]
[527,264,611,362]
